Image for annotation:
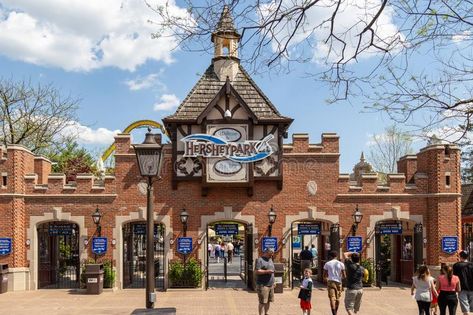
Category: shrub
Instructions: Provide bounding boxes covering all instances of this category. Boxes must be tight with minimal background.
[361,258,374,286]
[169,258,203,288]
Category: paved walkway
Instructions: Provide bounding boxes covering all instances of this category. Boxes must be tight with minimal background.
[0,287,461,315]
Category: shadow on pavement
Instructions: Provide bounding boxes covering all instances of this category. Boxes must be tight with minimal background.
[131,308,177,315]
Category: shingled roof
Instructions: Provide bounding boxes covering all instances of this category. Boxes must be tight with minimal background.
[214,5,239,36]
[163,64,292,123]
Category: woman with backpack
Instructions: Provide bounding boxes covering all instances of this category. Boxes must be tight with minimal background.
[437,265,461,315]
[412,265,438,315]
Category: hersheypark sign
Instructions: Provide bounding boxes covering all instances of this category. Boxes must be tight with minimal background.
[181,133,274,163]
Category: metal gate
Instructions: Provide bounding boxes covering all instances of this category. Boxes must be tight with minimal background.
[38,221,80,289]
[463,223,473,261]
[123,222,165,289]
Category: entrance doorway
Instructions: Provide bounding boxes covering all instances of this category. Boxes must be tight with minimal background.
[205,221,251,289]
[38,221,80,289]
[375,220,423,285]
[122,222,165,289]
[290,221,339,287]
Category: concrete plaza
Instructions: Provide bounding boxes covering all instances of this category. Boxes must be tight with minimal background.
[0,286,462,315]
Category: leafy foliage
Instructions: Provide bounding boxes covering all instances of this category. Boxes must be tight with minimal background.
[169,258,203,288]
[361,258,375,286]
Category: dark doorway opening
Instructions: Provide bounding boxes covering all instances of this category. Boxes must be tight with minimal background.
[122,222,165,290]
[290,221,339,288]
[38,221,80,289]
[205,221,250,289]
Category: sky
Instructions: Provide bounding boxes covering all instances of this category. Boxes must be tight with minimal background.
[0,0,430,173]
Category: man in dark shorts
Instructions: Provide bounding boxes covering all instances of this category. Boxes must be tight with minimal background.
[453,250,473,315]
[256,248,275,315]
[343,251,366,315]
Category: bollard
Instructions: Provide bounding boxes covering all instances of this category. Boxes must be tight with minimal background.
[224,257,228,282]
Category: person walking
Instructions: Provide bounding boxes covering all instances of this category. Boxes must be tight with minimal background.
[343,251,366,315]
[310,244,318,267]
[453,250,473,315]
[300,246,314,278]
[437,265,461,315]
[411,265,438,315]
[227,241,234,263]
[323,250,346,315]
[214,243,221,263]
[298,268,313,315]
[256,248,275,315]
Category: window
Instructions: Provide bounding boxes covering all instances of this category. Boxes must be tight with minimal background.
[1,174,6,187]
[446,174,451,187]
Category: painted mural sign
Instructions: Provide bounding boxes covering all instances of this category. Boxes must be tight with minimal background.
[181,133,274,163]
[441,236,458,254]
[0,238,12,255]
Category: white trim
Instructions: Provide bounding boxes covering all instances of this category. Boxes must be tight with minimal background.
[27,207,87,290]
[113,208,171,290]
[337,193,460,198]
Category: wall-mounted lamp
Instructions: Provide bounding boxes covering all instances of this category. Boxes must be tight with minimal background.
[351,205,363,236]
[180,208,189,237]
[91,206,102,237]
[268,205,277,237]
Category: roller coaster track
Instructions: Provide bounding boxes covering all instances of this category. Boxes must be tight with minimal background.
[101,120,167,162]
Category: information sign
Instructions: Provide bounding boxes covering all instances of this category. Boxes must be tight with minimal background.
[0,238,12,255]
[346,236,363,253]
[133,224,158,236]
[92,237,108,255]
[377,222,402,235]
[214,224,239,236]
[298,223,321,235]
[262,237,278,252]
[177,237,192,254]
[442,236,458,254]
[292,235,301,249]
[49,223,74,236]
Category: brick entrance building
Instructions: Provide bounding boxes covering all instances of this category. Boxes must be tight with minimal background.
[0,7,462,291]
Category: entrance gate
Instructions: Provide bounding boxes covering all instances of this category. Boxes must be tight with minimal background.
[122,222,165,289]
[374,221,422,286]
[38,221,80,289]
[463,223,473,261]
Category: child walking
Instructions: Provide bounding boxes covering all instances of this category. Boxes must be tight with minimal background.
[299,268,313,315]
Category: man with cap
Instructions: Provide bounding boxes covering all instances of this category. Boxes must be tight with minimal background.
[453,250,473,315]
[256,247,275,315]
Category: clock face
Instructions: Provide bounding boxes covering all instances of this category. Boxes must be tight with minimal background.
[137,182,148,196]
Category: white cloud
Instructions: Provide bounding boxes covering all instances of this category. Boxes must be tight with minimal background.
[260,0,402,64]
[62,121,120,145]
[125,73,160,91]
[0,0,191,71]
[153,94,180,111]
[452,30,472,43]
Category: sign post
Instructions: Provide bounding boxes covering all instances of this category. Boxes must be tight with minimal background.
[262,237,278,252]
[297,223,321,235]
[215,224,239,236]
[92,237,108,255]
[177,237,193,254]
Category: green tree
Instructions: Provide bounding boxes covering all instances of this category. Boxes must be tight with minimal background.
[0,78,79,153]
[46,142,97,182]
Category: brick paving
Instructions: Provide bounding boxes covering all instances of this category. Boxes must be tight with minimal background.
[0,286,462,315]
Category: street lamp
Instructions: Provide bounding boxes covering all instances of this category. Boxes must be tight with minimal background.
[133,128,163,310]
[180,208,189,237]
[268,205,277,236]
[351,205,363,236]
[91,206,102,237]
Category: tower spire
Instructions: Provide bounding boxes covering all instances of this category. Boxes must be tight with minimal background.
[212,5,240,59]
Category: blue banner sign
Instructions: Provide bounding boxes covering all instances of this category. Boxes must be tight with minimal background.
[0,238,12,255]
[377,222,402,235]
[298,223,321,235]
[92,237,108,255]
[292,235,301,249]
[347,236,363,253]
[442,236,458,254]
[262,237,278,252]
[49,223,74,236]
[177,237,192,254]
[215,224,239,236]
[133,224,158,236]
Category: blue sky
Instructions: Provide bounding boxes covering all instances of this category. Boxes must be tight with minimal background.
[0,0,424,173]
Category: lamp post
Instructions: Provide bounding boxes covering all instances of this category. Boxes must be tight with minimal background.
[133,128,163,310]
[180,208,189,237]
[351,205,363,236]
[268,205,277,237]
[91,206,102,237]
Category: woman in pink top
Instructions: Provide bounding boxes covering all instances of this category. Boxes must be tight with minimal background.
[436,265,461,315]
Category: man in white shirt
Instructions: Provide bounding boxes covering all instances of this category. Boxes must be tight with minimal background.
[323,250,346,315]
